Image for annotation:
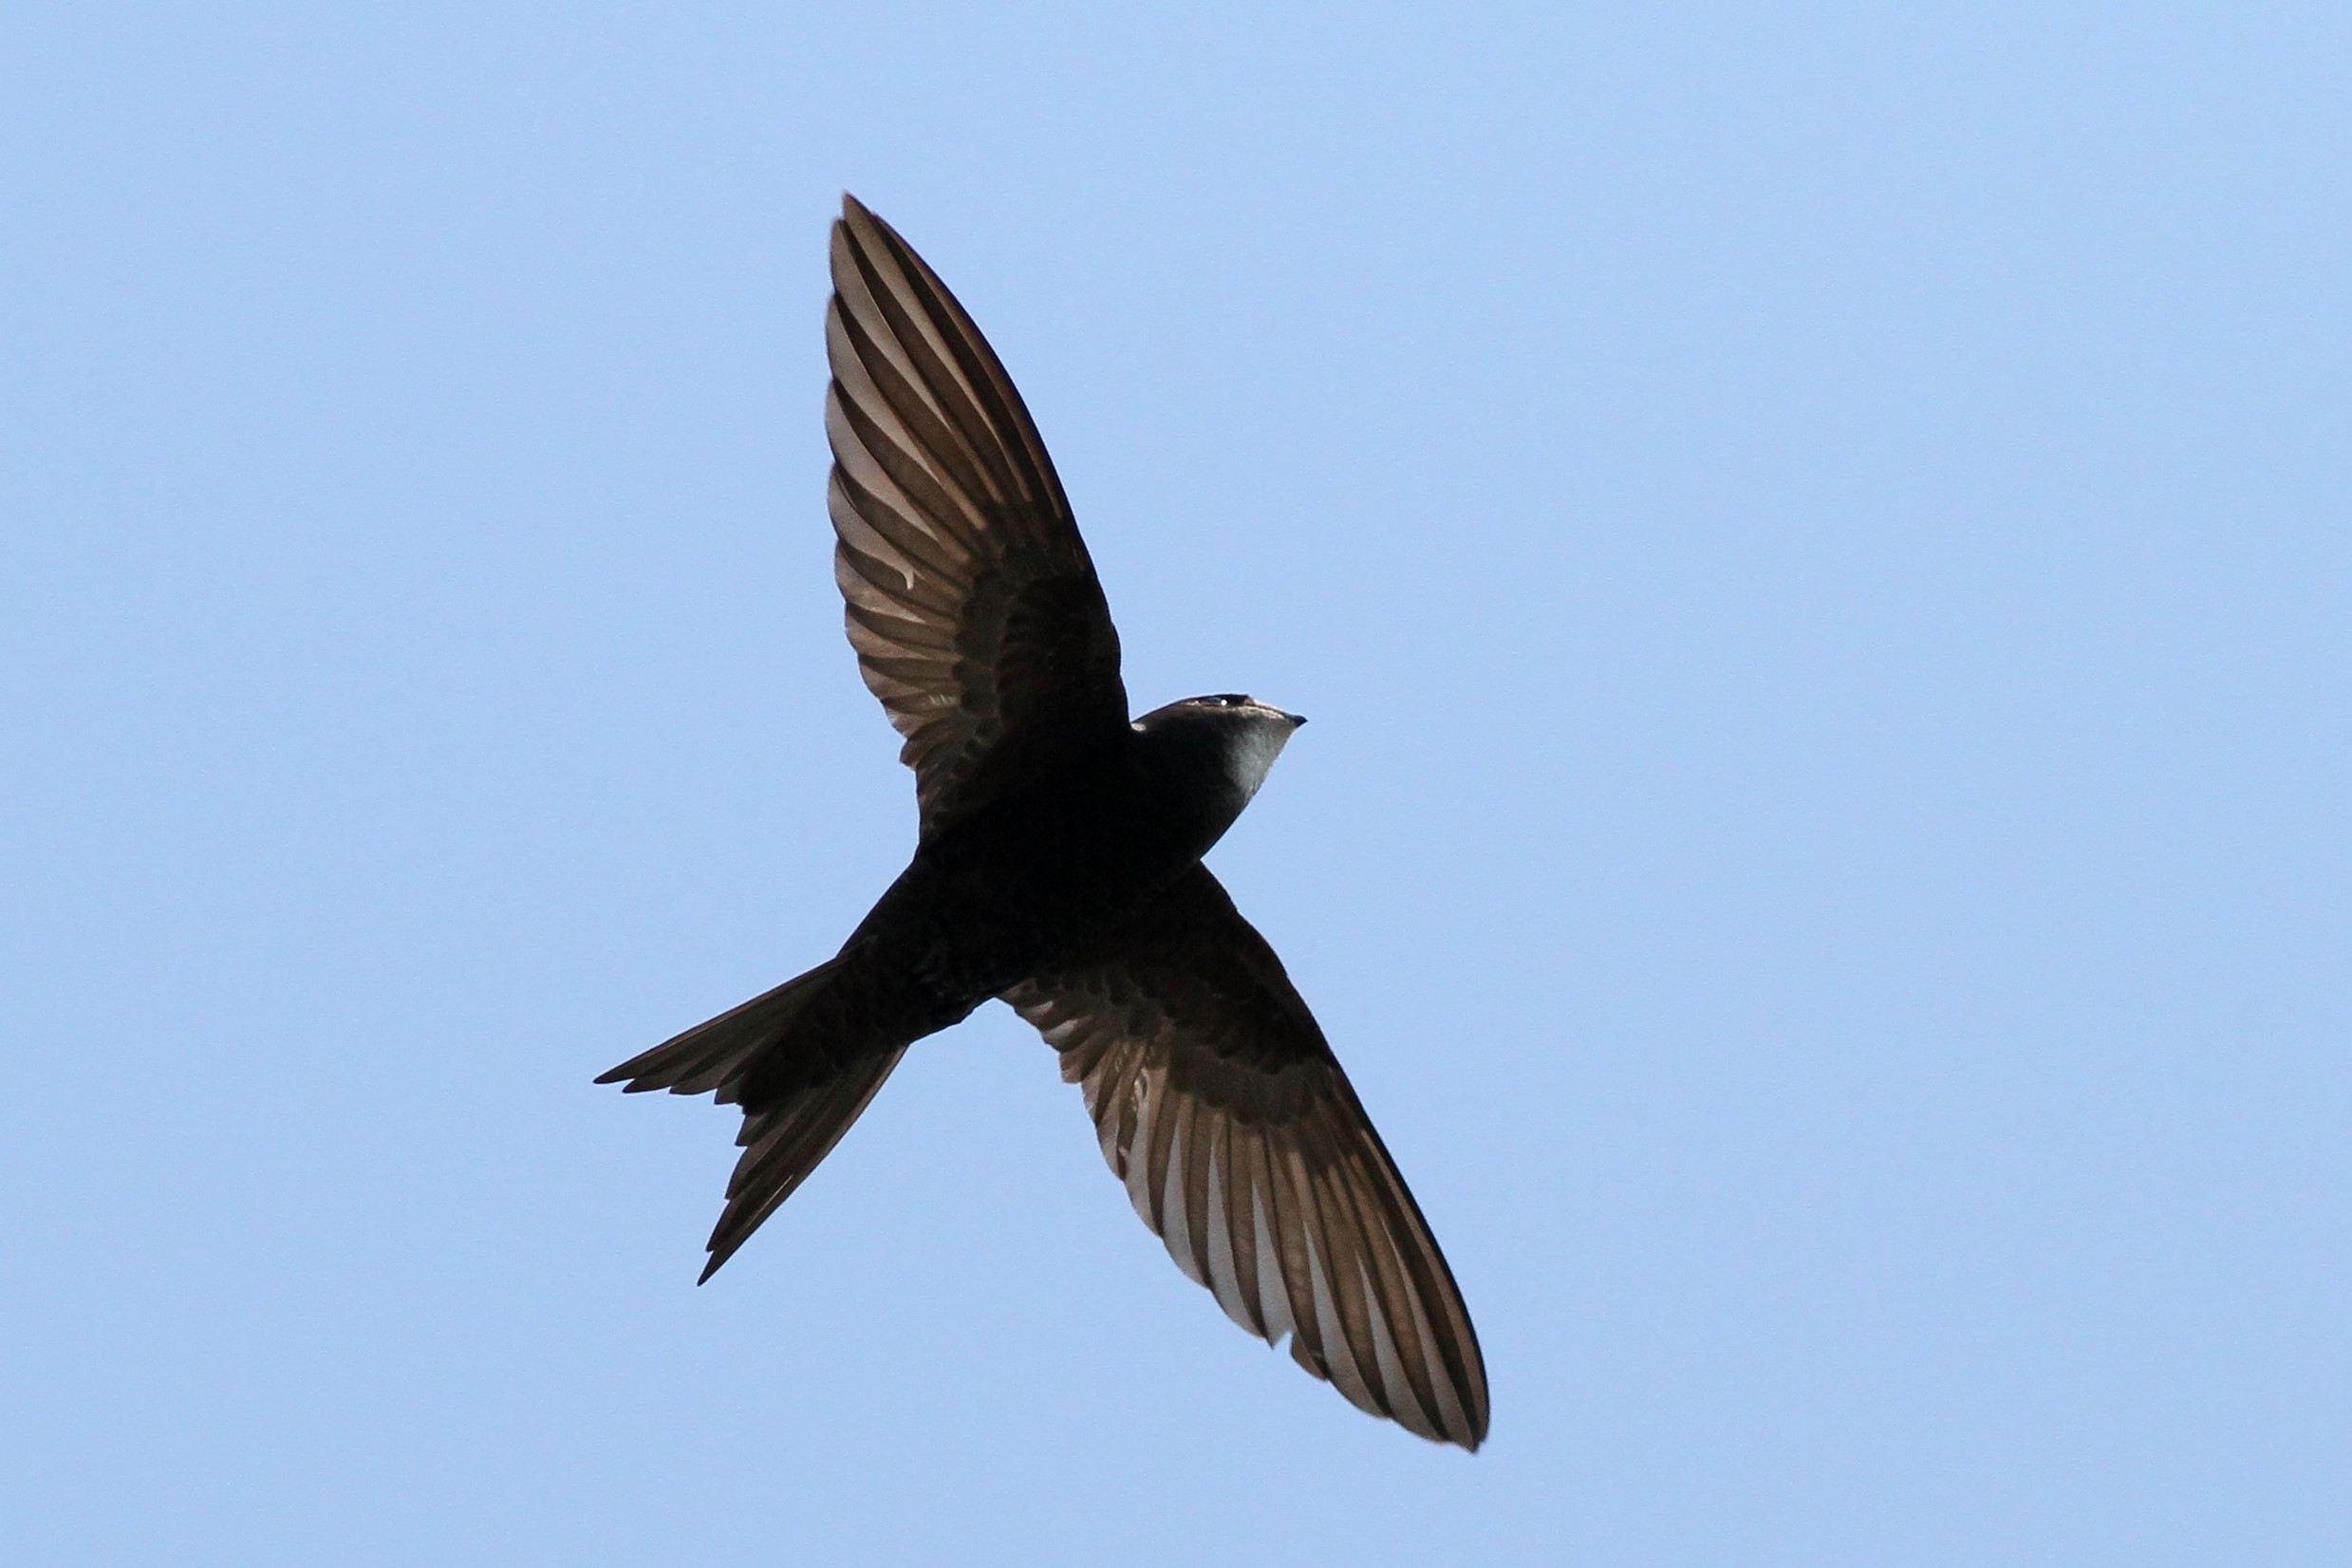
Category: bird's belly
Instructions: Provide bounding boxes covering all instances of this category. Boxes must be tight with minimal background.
[852,781,1193,1011]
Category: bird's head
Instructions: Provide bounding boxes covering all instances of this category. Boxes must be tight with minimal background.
[1131,694,1307,842]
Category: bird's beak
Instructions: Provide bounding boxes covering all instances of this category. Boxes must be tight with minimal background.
[1285,712,1308,728]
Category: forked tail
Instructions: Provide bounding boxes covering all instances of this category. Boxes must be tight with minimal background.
[597,958,908,1279]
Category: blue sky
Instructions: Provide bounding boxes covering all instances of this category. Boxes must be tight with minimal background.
[4,3,2346,1563]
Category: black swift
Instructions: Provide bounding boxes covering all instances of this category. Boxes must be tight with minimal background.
[599,196,1489,1449]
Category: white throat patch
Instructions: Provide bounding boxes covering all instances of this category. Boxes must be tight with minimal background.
[1224,720,1296,808]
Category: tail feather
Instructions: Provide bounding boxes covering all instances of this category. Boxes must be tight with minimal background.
[700,1045,907,1281]
[596,960,847,1101]
[597,958,909,1279]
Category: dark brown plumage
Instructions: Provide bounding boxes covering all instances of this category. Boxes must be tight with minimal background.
[599,196,1489,1449]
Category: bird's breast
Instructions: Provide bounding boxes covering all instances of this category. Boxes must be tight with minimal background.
[861,754,1209,1001]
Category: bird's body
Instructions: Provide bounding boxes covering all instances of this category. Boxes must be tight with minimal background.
[729,700,1290,1111]
[601,197,1489,1449]
[853,697,1280,1003]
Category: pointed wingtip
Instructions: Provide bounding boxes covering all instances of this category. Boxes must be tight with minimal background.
[832,194,887,282]
[836,194,916,264]
[699,1220,751,1284]
[699,1231,752,1284]
[839,192,888,244]
[1457,1391,1491,1451]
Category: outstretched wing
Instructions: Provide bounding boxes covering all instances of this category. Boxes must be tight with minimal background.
[1003,866,1490,1449]
[826,196,1129,832]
